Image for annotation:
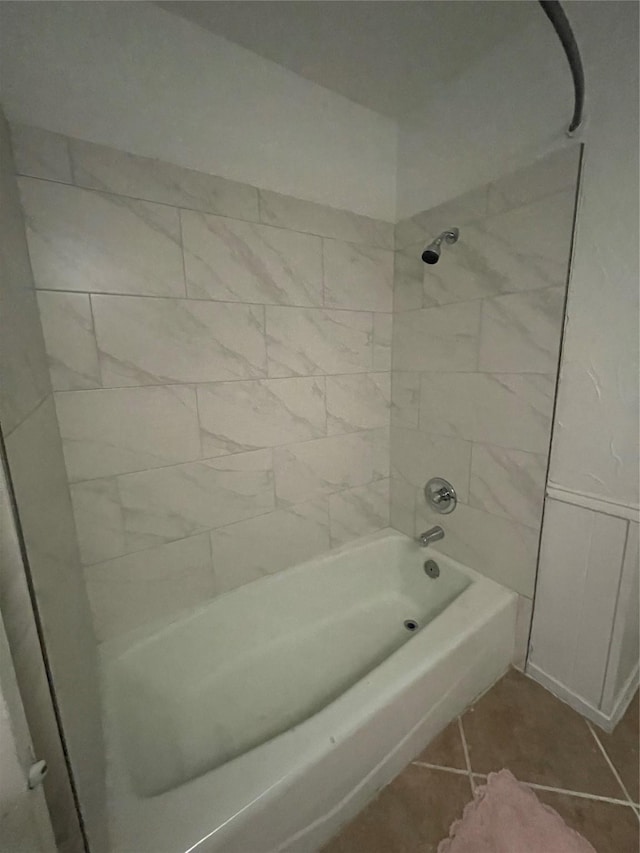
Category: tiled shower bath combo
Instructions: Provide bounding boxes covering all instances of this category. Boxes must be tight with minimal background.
[14,126,578,649]
[1,109,635,853]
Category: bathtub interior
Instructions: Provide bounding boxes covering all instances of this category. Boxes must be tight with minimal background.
[108,533,471,798]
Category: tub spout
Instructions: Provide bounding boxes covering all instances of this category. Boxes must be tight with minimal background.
[418,526,444,547]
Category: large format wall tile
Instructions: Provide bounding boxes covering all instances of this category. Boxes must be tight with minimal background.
[1,115,106,849]
[19,178,185,297]
[421,223,512,307]
[70,478,126,566]
[11,124,72,184]
[0,144,51,435]
[323,239,393,312]
[13,127,396,639]
[481,189,576,291]
[197,377,326,456]
[487,146,581,216]
[419,372,555,454]
[69,137,259,221]
[391,427,471,500]
[182,211,323,306]
[329,479,390,547]
[390,475,416,537]
[0,288,51,436]
[479,287,565,373]
[259,189,393,249]
[36,292,101,391]
[118,449,274,552]
[84,534,214,642]
[274,431,382,506]
[92,295,266,386]
[417,500,539,597]
[266,306,373,377]
[393,248,424,312]
[395,186,488,251]
[3,396,93,652]
[3,395,106,845]
[391,372,421,429]
[393,301,481,372]
[469,444,546,529]
[390,149,577,625]
[326,373,390,434]
[421,190,575,308]
[55,386,201,481]
[373,313,392,371]
[210,499,330,593]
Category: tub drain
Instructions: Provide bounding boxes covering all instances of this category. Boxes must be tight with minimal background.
[404,619,419,632]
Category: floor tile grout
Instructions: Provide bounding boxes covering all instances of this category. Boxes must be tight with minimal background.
[586,720,636,807]
[412,762,470,777]
[524,780,637,807]
[410,762,638,808]
[457,717,475,795]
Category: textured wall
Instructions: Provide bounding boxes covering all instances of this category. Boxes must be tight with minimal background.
[13,125,394,643]
[0,114,106,852]
[390,147,580,612]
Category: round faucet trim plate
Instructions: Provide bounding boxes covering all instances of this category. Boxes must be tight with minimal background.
[424,477,457,514]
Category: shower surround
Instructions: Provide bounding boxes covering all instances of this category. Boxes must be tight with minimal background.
[13,124,394,643]
[390,146,581,653]
[12,124,580,654]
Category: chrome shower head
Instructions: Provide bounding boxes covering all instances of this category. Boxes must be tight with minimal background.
[421,228,459,265]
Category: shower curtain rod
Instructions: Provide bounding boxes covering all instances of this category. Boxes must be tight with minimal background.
[538,0,585,135]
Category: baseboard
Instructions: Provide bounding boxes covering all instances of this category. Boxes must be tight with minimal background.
[605,663,640,729]
[526,662,638,733]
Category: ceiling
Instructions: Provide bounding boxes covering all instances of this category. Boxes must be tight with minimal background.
[158,1,535,119]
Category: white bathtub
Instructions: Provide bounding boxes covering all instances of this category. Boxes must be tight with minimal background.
[101,529,517,853]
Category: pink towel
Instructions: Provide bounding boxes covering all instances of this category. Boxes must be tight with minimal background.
[438,770,597,853]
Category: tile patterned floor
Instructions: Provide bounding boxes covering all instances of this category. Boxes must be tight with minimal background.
[322,670,639,853]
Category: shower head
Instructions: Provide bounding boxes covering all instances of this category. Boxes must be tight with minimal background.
[421,228,459,265]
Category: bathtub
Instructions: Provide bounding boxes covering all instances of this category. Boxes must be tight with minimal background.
[101,529,517,853]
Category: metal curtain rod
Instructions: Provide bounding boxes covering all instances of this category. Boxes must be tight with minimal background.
[538,0,585,135]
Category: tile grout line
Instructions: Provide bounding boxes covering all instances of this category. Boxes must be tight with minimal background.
[457,716,475,795]
[177,208,188,298]
[18,172,393,249]
[411,763,638,809]
[411,762,470,777]
[586,720,637,807]
[523,780,639,808]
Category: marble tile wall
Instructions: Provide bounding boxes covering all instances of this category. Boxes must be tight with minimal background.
[0,114,106,853]
[390,148,581,614]
[12,124,394,642]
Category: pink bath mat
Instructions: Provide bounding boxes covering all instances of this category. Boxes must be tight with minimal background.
[438,769,597,853]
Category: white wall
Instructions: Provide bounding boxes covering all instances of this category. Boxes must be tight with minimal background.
[0,2,397,221]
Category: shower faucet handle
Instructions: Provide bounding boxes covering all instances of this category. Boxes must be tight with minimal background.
[432,487,451,504]
[424,477,457,515]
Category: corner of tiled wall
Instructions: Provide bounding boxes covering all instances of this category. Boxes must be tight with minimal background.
[390,147,581,643]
